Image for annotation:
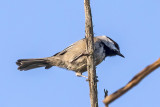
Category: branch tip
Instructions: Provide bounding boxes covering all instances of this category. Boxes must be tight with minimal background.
[103,58,160,105]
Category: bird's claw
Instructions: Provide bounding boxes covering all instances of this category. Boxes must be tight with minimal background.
[86,75,99,82]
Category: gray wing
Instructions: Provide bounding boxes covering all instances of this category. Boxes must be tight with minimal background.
[53,37,101,63]
[53,43,75,56]
[53,39,87,62]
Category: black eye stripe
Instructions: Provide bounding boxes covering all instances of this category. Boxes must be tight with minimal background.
[107,37,120,50]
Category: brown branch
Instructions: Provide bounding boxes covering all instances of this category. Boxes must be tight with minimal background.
[103,58,160,105]
[84,0,98,107]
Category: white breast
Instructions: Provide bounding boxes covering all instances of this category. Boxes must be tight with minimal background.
[94,42,106,65]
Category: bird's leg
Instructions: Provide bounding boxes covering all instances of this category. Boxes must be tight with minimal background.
[76,72,88,78]
[75,72,98,82]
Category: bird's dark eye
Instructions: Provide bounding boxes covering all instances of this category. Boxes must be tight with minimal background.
[114,43,120,50]
[107,37,120,50]
[100,41,117,56]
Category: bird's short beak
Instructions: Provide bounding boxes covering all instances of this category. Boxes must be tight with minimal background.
[117,51,125,58]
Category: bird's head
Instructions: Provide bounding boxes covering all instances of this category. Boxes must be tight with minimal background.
[97,35,124,58]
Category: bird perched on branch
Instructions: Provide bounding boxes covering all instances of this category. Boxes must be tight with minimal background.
[16,35,124,77]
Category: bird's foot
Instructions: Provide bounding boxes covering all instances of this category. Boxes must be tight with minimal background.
[75,72,98,82]
[76,72,88,78]
[86,75,99,82]
[95,76,99,82]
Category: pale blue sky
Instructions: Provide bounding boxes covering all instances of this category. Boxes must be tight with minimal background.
[0,0,160,107]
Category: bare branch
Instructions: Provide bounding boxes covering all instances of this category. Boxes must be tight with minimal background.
[84,0,98,107]
[103,58,160,105]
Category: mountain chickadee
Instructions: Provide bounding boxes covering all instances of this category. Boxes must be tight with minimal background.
[16,35,124,77]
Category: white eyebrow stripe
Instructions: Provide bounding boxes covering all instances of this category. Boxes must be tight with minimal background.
[97,36,118,51]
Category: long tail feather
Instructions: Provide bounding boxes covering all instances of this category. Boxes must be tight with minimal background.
[16,58,51,71]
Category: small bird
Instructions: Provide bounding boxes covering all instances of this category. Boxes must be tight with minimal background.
[16,35,124,77]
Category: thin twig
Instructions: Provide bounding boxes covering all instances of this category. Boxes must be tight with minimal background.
[103,58,160,105]
[104,89,108,98]
[84,0,98,107]
[104,89,108,107]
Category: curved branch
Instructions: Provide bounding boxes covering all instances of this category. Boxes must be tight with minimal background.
[103,58,160,105]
